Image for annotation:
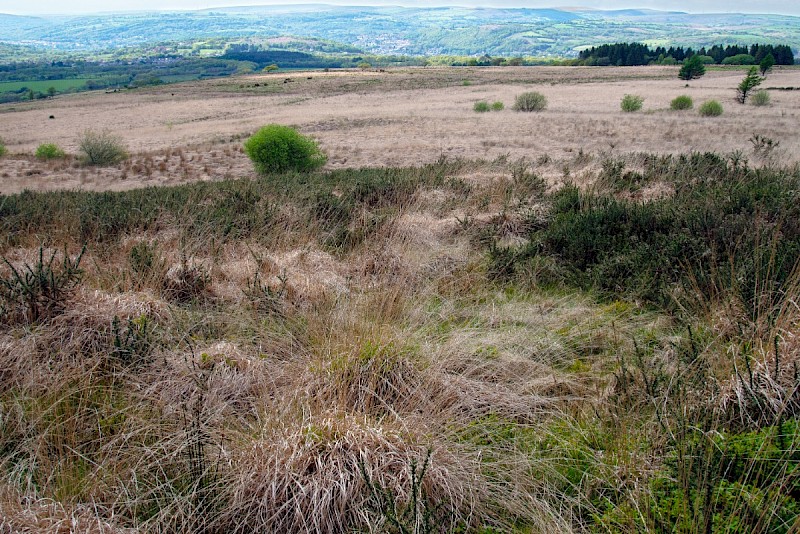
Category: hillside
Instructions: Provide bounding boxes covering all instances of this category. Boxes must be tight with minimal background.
[1,6,800,57]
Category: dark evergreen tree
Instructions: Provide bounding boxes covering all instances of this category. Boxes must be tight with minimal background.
[736,66,762,104]
[760,53,775,76]
[679,54,706,80]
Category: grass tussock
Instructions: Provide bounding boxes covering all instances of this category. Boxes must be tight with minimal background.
[1,150,800,532]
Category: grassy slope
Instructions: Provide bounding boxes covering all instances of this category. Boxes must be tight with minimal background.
[1,150,799,532]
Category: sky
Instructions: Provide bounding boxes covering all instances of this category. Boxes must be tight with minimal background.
[1,0,799,16]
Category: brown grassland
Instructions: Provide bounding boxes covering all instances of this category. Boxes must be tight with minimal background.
[1,65,800,533]
[2,66,800,193]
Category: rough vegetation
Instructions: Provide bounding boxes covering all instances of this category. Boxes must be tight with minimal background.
[752,89,771,106]
[1,66,800,534]
[79,129,128,165]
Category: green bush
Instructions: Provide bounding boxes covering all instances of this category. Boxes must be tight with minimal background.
[78,129,128,165]
[486,151,800,312]
[722,54,756,65]
[244,124,326,174]
[670,95,693,110]
[491,101,504,111]
[751,90,771,106]
[699,100,723,116]
[0,139,6,157]
[35,143,66,160]
[473,101,490,113]
[512,91,547,112]
[620,94,643,112]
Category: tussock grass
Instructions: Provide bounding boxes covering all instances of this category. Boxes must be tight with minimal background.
[2,150,800,532]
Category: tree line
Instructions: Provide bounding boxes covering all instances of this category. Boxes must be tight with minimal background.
[579,42,795,66]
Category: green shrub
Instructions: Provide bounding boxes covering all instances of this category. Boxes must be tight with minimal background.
[751,90,771,106]
[491,101,504,111]
[620,94,643,112]
[670,95,693,110]
[78,129,128,165]
[512,91,547,112]
[639,421,800,533]
[699,100,723,116]
[35,143,66,160]
[487,151,800,312]
[244,124,326,174]
[0,138,6,157]
[473,101,490,113]
[722,54,756,65]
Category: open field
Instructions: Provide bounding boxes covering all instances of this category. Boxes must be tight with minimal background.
[2,66,800,533]
[0,78,96,93]
[2,65,800,194]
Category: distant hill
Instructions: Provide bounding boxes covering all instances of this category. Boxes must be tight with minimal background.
[1,6,799,58]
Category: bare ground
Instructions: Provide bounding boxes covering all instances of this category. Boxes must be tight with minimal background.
[1,65,799,194]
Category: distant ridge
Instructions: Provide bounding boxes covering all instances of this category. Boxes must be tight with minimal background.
[1,5,798,58]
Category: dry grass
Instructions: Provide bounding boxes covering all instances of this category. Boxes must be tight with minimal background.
[2,67,800,194]
[2,65,800,532]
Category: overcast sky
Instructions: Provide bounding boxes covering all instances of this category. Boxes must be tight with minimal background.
[2,0,799,16]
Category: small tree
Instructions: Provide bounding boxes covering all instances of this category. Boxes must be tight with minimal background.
[736,66,763,104]
[759,53,775,76]
[679,55,706,80]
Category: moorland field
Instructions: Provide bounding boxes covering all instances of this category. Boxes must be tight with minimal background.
[1,64,800,532]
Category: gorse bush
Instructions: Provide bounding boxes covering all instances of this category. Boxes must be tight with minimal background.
[491,101,504,111]
[699,100,723,116]
[473,101,490,113]
[512,91,547,112]
[670,95,693,110]
[487,152,800,313]
[0,246,84,324]
[620,94,643,112]
[751,89,771,106]
[244,124,326,174]
[35,143,66,160]
[79,129,128,165]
